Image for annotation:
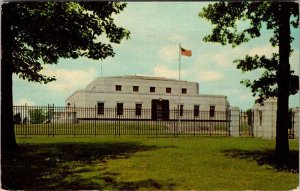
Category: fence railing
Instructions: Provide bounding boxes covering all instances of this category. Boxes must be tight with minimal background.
[13,105,297,138]
[13,105,231,136]
[239,110,254,137]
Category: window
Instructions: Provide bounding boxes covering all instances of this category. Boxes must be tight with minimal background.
[133,86,139,92]
[117,103,123,115]
[209,105,215,117]
[116,85,122,91]
[180,105,184,116]
[259,110,262,126]
[194,105,199,117]
[150,87,155,93]
[136,104,142,116]
[182,88,187,94]
[97,102,104,115]
[166,87,172,93]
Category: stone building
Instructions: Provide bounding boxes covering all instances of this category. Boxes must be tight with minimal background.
[66,75,228,120]
[252,97,299,139]
[252,98,277,138]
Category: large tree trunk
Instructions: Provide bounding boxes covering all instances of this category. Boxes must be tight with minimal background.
[275,2,290,159]
[1,4,18,151]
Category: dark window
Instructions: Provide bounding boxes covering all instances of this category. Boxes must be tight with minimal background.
[150,87,155,92]
[97,102,104,115]
[116,85,122,91]
[180,105,184,116]
[117,103,123,115]
[194,105,199,117]
[182,88,187,94]
[136,104,142,116]
[209,106,215,117]
[259,111,262,126]
[133,86,139,92]
[166,87,172,93]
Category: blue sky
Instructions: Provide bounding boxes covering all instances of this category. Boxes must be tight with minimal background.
[13,2,299,110]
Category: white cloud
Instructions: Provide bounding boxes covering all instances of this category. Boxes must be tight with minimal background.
[248,45,277,57]
[159,46,179,63]
[197,71,224,82]
[195,51,234,69]
[168,34,186,42]
[240,92,253,101]
[42,68,97,93]
[153,65,186,79]
[211,54,232,68]
[15,98,35,106]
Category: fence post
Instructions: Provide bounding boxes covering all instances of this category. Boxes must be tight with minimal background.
[25,104,28,136]
[193,111,196,137]
[52,104,54,136]
[118,108,121,137]
[47,104,50,137]
[138,114,140,136]
[173,108,176,137]
[73,105,76,136]
[229,106,240,137]
[114,106,117,137]
[251,110,254,137]
[94,105,97,136]
[227,109,231,136]
[239,110,241,136]
[292,111,295,139]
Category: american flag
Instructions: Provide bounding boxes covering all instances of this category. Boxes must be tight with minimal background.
[181,47,192,57]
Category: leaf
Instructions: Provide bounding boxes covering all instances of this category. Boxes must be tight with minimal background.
[3,2,130,83]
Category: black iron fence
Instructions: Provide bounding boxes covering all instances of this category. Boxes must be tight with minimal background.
[288,111,296,139]
[13,105,231,136]
[13,105,297,138]
[239,110,254,137]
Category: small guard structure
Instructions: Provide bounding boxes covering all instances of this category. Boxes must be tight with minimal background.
[252,97,299,139]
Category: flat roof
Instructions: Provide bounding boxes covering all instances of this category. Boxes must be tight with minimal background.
[95,75,189,82]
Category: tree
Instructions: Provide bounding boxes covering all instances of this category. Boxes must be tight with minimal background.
[13,113,22,124]
[1,2,130,150]
[199,2,299,158]
[29,109,46,124]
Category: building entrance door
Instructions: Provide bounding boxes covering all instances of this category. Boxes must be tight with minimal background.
[151,99,169,120]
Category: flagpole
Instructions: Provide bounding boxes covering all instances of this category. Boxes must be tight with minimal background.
[178,43,182,134]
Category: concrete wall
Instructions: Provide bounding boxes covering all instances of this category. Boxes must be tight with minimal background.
[252,98,299,139]
[66,94,228,120]
[229,106,240,137]
[84,76,199,96]
[252,98,277,138]
[66,76,228,119]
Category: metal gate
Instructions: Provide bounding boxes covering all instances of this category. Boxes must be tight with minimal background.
[239,110,254,137]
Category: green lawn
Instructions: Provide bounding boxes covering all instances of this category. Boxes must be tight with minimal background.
[15,123,171,136]
[14,121,229,136]
[2,136,299,190]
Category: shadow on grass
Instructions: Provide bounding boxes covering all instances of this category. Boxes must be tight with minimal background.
[2,142,175,190]
[222,149,299,173]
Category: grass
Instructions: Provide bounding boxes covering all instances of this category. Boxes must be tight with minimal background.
[14,121,230,136]
[15,123,169,135]
[2,136,299,190]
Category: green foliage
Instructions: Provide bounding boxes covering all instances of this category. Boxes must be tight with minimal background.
[29,109,46,124]
[235,54,299,103]
[3,2,130,84]
[199,2,298,47]
[13,113,22,124]
[199,2,299,103]
[23,117,28,124]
